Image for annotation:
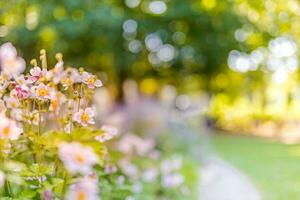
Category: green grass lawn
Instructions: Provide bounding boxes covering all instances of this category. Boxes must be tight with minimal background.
[211,133,300,200]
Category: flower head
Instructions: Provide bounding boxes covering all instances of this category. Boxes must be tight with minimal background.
[59,142,99,174]
[4,96,20,109]
[30,67,42,83]
[1,57,26,77]
[0,43,25,76]
[61,68,80,89]
[81,72,102,89]
[11,85,30,99]
[142,168,159,182]
[32,83,53,100]
[118,134,155,156]
[95,125,118,143]
[66,175,99,200]
[73,107,95,127]
[0,43,17,60]
[41,189,54,200]
[0,116,23,140]
[161,156,182,175]
[162,173,184,188]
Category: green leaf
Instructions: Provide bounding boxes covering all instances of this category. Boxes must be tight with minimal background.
[18,189,37,199]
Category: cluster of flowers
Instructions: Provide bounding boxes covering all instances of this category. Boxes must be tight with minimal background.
[0,43,119,199]
[107,133,188,198]
[0,43,103,138]
[0,43,196,199]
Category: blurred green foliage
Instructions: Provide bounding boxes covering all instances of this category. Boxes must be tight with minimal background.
[1,0,300,99]
[0,0,245,99]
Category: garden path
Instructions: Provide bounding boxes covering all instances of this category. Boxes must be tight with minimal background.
[199,155,261,200]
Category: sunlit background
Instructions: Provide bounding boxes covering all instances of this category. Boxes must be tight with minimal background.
[2,0,300,199]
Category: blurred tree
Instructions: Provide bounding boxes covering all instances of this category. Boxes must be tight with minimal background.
[0,0,245,100]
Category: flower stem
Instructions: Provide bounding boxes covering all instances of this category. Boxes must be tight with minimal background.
[4,180,13,197]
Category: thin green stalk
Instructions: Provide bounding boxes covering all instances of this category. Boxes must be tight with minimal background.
[38,103,42,136]
[4,180,13,197]
[62,171,70,198]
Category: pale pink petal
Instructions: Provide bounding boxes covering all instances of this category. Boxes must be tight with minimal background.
[95,79,103,87]
[73,110,83,123]
[30,67,42,76]
[15,57,26,74]
[88,118,95,124]
[85,107,94,116]
[0,43,17,60]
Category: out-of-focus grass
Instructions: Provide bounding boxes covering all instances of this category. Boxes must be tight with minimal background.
[212,133,300,200]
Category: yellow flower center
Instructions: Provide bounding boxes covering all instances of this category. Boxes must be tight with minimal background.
[3,126,10,137]
[10,102,16,108]
[75,154,85,164]
[81,113,90,123]
[77,191,87,200]
[65,78,73,86]
[87,77,95,85]
[38,88,48,97]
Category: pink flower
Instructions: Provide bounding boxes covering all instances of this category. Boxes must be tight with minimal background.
[118,134,155,156]
[0,116,23,140]
[11,85,30,99]
[142,168,159,182]
[118,159,139,180]
[0,43,17,60]
[66,175,99,200]
[41,190,54,200]
[32,83,53,100]
[73,107,95,127]
[58,142,99,175]
[61,68,80,89]
[4,96,20,109]
[102,125,118,136]
[161,156,182,175]
[29,67,45,83]
[162,173,184,188]
[81,72,102,89]
[95,125,118,142]
[1,57,25,76]
[0,43,25,76]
